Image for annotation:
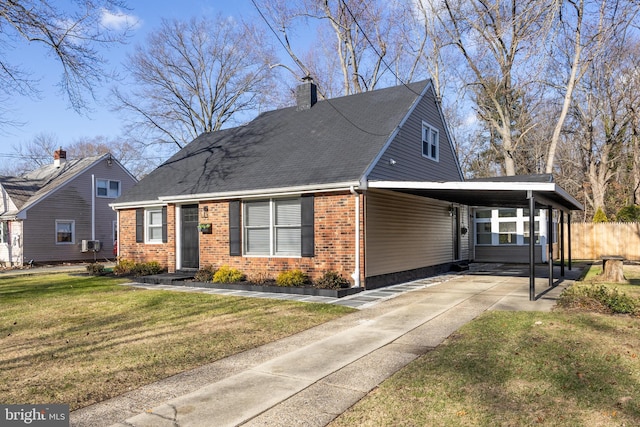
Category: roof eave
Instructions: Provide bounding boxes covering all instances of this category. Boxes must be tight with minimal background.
[110,181,363,209]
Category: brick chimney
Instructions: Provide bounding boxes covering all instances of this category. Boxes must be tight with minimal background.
[296,76,317,111]
[54,147,67,168]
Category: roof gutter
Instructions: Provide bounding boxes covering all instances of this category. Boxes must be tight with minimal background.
[111,182,363,210]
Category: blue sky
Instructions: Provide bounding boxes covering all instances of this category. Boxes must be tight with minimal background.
[0,0,259,161]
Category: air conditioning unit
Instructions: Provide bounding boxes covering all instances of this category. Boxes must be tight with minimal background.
[81,240,101,252]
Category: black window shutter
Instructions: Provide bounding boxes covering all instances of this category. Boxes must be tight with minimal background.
[135,208,144,243]
[229,200,241,256]
[161,206,168,243]
[301,195,314,257]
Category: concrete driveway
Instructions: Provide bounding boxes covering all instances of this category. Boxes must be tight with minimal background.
[70,264,583,427]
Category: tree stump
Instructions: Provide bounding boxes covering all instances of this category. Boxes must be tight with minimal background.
[600,256,626,283]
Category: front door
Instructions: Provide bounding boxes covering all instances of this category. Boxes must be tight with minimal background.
[181,205,199,269]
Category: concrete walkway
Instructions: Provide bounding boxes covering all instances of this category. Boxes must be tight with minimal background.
[70,265,583,427]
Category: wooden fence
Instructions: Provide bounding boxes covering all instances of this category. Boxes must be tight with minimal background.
[564,223,640,260]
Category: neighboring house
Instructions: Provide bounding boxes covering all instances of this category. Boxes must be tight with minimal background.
[111,79,581,289]
[0,149,137,266]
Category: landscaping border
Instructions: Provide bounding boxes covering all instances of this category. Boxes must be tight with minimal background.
[136,274,363,298]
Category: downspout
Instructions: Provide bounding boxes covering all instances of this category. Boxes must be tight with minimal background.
[91,174,96,240]
[350,186,361,288]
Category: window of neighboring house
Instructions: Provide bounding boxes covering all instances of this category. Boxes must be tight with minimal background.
[96,179,121,198]
[56,220,75,244]
[0,221,8,244]
[146,208,164,244]
[422,122,439,161]
[244,198,301,256]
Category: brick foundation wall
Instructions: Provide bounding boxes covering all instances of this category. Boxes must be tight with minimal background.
[117,192,364,284]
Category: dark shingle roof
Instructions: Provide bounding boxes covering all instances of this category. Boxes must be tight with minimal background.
[0,155,106,216]
[116,80,430,204]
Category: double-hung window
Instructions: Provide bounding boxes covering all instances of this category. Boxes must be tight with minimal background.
[422,122,439,161]
[56,220,75,244]
[244,198,301,256]
[146,208,164,244]
[97,179,121,198]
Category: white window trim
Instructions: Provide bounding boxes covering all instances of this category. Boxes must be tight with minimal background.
[145,208,163,244]
[55,219,75,245]
[96,179,121,198]
[243,198,302,257]
[474,208,546,246]
[421,121,439,161]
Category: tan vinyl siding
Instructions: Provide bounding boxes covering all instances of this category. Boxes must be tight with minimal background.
[365,190,455,277]
[367,86,463,182]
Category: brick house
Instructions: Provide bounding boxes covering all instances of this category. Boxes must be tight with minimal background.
[0,149,137,266]
[111,79,581,289]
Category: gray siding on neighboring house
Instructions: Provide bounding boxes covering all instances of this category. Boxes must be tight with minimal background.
[365,190,457,278]
[367,86,463,182]
[22,160,136,263]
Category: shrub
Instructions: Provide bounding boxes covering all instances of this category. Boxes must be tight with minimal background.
[114,259,136,276]
[194,265,216,282]
[113,259,164,277]
[616,205,640,222]
[86,263,105,276]
[131,261,164,277]
[593,207,608,223]
[276,269,309,287]
[558,284,638,315]
[315,271,351,289]
[213,265,246,283]
[246,272,273,285]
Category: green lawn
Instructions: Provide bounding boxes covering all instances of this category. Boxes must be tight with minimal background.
[331,264,640,426]
[0,273,354,410]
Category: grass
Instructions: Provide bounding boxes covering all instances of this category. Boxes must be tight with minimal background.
[0,273,354,410]
[331,264,640,427]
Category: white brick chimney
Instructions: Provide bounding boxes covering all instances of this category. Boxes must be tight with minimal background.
[54,147,67,168]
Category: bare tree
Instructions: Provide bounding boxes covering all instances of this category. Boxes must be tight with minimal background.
[0,0,134,117]
[112,16,276,150]
[544,0,640,174]
[434,0,558,176]
[0,134,151,178]
[258,0,410,97]
[567,43,636,218]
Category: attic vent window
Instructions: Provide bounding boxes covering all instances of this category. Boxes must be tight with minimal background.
[422,121,439,161]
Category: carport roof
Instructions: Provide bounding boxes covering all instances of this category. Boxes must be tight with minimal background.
[368,174,583,212]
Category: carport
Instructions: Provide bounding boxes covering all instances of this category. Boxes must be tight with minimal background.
[368,174,584,301]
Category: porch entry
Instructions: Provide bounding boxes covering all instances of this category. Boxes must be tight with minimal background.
[181,204,199,269]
